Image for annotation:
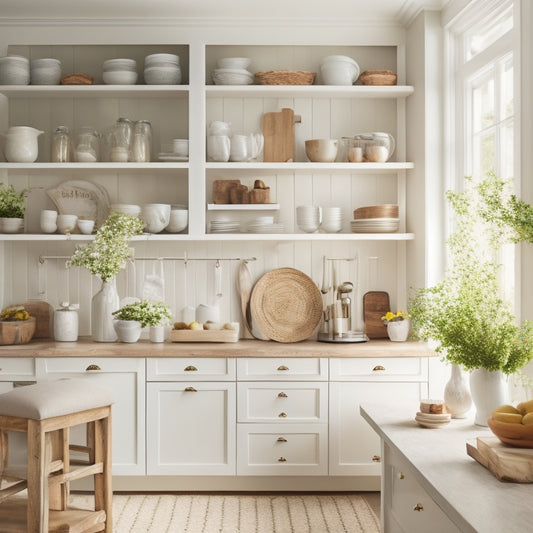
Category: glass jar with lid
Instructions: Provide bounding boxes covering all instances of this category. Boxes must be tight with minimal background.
[51,126,71,163]
[131,120,152,162]
[111,117,133,162]
[74,127,100,162]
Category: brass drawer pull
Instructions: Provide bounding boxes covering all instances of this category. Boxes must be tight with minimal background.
[184,386,197,392]
[86,364,101,371]
[278,457,287,462]
[372,455,381,462]
[278,412,287,418]
[277,437,287,442]
[184,365,198,371]
[372,365,385,371]
[413,503,424,512]
[278,392,288,398]
[277,365,289,371]
[399,472,405,479]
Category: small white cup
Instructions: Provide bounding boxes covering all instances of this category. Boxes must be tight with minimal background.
[172,138,189,157]
[230,134,249,162]
[77,219,95,234]
[56,214,78,234]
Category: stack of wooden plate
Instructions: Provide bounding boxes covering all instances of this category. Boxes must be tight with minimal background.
[351,204,399,234]
[415,399,451,428]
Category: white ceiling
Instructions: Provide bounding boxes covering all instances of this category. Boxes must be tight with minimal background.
[0,0,449,26]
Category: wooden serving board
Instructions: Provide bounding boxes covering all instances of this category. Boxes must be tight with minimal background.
[170,328,239,343]
[363,291,389,339]
[262,108,295,162]
[467,436,533,482]
[15,300,54,338]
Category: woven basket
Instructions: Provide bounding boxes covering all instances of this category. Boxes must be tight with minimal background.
[359,70,397,86]
[255,70,316,86]
[250,268,323,343]
[353,204,399,220]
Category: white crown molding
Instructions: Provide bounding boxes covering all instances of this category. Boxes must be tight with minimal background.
[397,0,449,27]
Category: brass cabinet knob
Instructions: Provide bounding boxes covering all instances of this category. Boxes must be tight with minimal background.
[277,365,289,371]
[278,457,287,462]
[86,364,102,371]
[413,503,424,512]
[278,412,287,418]
[399,472,405,479]
[372,455,381,462]
[372,365,385,371]
[184,365,198,371]
[184,386,197,392]
[277,437,287,442]
[277,392,288,398]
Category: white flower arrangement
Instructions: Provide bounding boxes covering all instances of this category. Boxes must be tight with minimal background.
[66,212,144,282]
[112,300,173,328]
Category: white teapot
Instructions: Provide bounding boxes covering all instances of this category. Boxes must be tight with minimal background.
[2,126,44,162]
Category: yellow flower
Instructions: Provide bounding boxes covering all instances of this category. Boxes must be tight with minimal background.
[385,312,396,321]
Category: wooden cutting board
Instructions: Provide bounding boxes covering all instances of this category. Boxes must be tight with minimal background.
[467,436,533,482]
[363,291,389,339]
[262,108,295,162]
[15,300,54,338]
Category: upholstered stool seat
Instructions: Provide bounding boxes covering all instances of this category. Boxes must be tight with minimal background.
[0,379,114,533]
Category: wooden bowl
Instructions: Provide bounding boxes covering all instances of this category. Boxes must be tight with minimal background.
[0,317,36,345]
[487,417,533,448]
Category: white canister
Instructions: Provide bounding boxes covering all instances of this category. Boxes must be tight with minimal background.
[54,302,79,341]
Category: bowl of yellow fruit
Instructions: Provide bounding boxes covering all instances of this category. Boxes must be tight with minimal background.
[488,400,533,447]
[0,305,36,345]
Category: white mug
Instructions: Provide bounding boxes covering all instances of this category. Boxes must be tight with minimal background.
[230,134,249,162]
[207,135,230,162]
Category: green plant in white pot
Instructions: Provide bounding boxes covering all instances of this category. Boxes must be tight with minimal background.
[112,300,172,343]
[0,182,28,233]
[409,174,533,425]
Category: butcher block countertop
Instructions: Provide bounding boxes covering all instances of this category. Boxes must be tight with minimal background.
[0,338,435,358]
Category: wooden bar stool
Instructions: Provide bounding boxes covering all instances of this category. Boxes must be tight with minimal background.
[0,379,114,533]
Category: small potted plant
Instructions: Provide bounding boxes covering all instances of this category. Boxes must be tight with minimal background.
[112,300,172,343]
[0,183,28,234]
[0,305,36,345]
[381,310,411,342]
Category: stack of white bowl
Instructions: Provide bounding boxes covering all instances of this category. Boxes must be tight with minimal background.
[0,55,30,85]
[320,55,360,85]
[102,58,138,85]
[109,204,142,217]
[165,206,188,233]
[144,53,181,85]
[31,58,62,85]
[321,207,343,233]
[296,205,321,233]
[212,57,253,85]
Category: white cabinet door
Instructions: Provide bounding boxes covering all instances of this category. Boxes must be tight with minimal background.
[35,357,146,476]
[329,381,426,476]
[147,381,236,475]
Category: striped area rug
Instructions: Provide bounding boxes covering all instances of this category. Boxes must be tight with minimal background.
[72,493,381,533]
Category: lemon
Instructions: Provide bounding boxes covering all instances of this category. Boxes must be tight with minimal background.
[492,404,520,415]
[188,321,203,331]
[173,321,188,330]
[517,399,533,415]
[492,411,523,424]
[522,412,533,425]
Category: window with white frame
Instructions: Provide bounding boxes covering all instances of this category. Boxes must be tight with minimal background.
[448,0,516,305]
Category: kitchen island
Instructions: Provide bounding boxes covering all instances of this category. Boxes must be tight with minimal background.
[361,404,533,533]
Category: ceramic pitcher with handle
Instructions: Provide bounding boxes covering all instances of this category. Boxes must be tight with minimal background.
[2,126,44,162]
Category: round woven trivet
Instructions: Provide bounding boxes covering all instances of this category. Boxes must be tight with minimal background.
[250,267,323,343]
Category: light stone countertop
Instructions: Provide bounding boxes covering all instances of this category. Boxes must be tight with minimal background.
[361,404,533,533]
[0,338,435,358]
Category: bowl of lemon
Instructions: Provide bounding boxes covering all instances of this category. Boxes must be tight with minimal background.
[488,400,533,447]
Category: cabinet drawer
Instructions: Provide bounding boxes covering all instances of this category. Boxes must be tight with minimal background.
[36,357,141,374]
[147,358,236,381]
[0,358,36,378]
[237,358,328,381]
[330,357,428,381]
[238,382,328,423]
[388,447,460,533]
[237,423,328,476]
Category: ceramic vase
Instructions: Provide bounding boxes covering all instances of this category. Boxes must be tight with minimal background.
[469,368,509,426]
[114,320,142,343]
[91,279,119,342]
[444,364,472,418]
[149,325,166,343]
[387,318,410,342]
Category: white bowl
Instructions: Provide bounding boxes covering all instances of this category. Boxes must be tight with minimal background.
[103,58,137,70]
[321,55,359,67]
[109,204,142,217]
[0,56,30,85]
[56,214,78,235]
[216,57,251,70]
[305,139,339,162]
[31,63,61,85]
[0,217,24,234]
[144,66,181,85]
[212,68,254,86]
[102,70,138,85]
[141,204,171,233]
[320,64,358,85]
[145,53,180,66]
[77,219,95,234]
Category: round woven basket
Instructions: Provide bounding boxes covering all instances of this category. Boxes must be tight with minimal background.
[359,70,397,86]
[254,70,316,85]
[250,268,323,343]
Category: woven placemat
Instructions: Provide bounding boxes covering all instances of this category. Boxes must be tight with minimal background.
[250,267,323,343]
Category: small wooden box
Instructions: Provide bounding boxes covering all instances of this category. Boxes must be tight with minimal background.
[170,327,239,343]
[250,188,270,204]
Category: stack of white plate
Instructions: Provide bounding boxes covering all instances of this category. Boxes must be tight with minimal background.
[210,220,240,233]
[212,57,253,85]
[414,411,451,429]
[144,53,181,85]
[247,217,285,233]
[102,58,138,85]
[350,217,399,233]
[321,206,343,233]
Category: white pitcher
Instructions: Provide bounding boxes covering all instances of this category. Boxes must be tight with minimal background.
[2,126,44,162]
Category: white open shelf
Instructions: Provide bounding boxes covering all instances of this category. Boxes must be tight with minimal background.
[207,204,280,211]
[0,85,189,98]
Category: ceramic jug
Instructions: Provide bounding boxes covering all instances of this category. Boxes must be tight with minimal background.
[2,126,44,162]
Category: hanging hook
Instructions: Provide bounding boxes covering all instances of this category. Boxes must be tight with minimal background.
[216,258,220,268]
